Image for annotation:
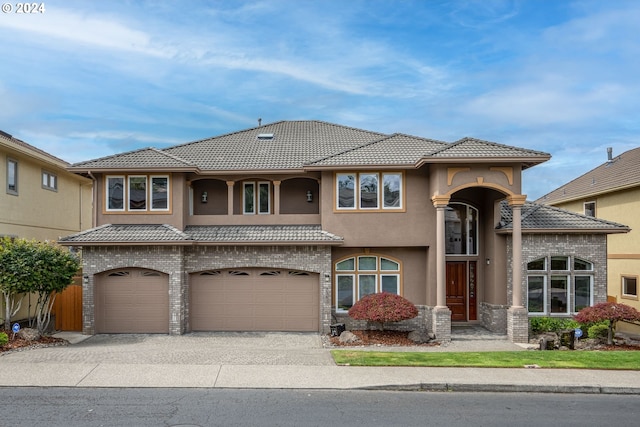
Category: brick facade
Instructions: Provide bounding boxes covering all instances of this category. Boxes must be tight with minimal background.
[81,244,333,335]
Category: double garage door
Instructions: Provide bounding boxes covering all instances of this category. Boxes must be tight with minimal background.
[191,268,319,332]
[94,268,319,333]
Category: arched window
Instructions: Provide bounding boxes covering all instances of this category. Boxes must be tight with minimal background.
[334,255,401,312]
[445,203,478,255]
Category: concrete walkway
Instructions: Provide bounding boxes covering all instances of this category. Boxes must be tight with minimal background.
[1,331,639,394]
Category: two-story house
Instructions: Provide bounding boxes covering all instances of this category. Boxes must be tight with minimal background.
[1,130,92,329]
[538,146,640,334]
[59,121,628,342]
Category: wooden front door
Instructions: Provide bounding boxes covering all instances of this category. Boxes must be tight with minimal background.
[446,261,467,321]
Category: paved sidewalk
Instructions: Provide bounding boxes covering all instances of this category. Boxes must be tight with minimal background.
[1,331,639,394]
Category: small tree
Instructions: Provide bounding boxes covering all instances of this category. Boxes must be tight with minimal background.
[0,238,79,334]
[348,292,418,331]
[0,237,33,330]
[574,302,640,345]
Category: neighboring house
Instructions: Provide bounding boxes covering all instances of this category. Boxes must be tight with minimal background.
[1,130,92,328]
[58,121,628,342]
[538,146,640,333]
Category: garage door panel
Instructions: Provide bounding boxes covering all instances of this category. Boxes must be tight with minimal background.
[96,269,169,334]
[191,269,319,332]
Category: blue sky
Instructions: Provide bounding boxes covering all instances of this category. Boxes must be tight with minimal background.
[1,0,639,200]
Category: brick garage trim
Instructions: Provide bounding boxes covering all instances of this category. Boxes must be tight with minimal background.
[80,244,333,335]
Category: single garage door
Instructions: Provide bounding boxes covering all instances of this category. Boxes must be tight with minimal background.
[190,268,319,332]
[95,268,169,333]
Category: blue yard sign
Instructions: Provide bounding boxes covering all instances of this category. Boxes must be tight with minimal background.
[575,328,583,339]
[12,323,20,333]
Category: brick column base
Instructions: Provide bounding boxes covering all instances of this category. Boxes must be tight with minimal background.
[507,306,529,343]
[431,307,452,342]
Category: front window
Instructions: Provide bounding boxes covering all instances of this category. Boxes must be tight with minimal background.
[336,172,404,211]
[129,176,147,210]
[334,254,401,312]
[526,256,594,315]
[445,203,478,255]
[106,174,170,212]
[7,158,17,195]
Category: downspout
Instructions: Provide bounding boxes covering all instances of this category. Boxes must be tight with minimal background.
[88,171,97,228]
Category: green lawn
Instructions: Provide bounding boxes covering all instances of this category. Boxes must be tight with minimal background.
[331,350,640,370]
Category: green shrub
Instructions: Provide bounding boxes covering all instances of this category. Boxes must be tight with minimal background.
[587,322,610,340]
[530,317,580,334]
[0,331,8,347]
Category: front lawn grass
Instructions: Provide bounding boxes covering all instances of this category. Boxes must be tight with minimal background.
[331,350,640,370]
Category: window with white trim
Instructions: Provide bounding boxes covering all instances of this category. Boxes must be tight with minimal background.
[42,170,57,191]
[106,175,170,212]
[243,181,270,214]
[335,255,401,312]
[336,172,403,211]
[526,256,594,315]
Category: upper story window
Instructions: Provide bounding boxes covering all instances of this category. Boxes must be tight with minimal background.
[243,181,270,214]
[336,172,403,211]
[445,203,478,255]
[41,170,58,191]
[526,256,594,315]
[106,175,170,213]
[584,201,596,217]
[6,158,18,195]
[335,254,402,312]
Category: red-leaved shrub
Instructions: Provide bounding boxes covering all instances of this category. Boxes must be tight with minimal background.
[574,302,640,345]
[348,292,418,331]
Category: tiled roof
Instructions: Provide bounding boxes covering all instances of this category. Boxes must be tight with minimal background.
[497,201,629,233]
[429,137,550,166]
[185,225,343,244]
[59,224,190,243]
[537,146,640,204]
[58,224,343,245]
[68,121,550,172]
[69,147,197,170]
[306,133,448,167]
[164,120,386,170]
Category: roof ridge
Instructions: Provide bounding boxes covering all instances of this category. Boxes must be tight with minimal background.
[70,146,157,167]
[149,147,194,167]
[305,133,394,165]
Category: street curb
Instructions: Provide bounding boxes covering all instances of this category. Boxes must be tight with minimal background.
[357,383,640,395]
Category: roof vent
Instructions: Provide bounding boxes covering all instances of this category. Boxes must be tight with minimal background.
[607,147,613,162]
[257,133,274,140]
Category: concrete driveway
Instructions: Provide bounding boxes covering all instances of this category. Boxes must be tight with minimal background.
[1,332,336,366]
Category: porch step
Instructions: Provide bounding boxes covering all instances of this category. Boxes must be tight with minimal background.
[451,325,508,341]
